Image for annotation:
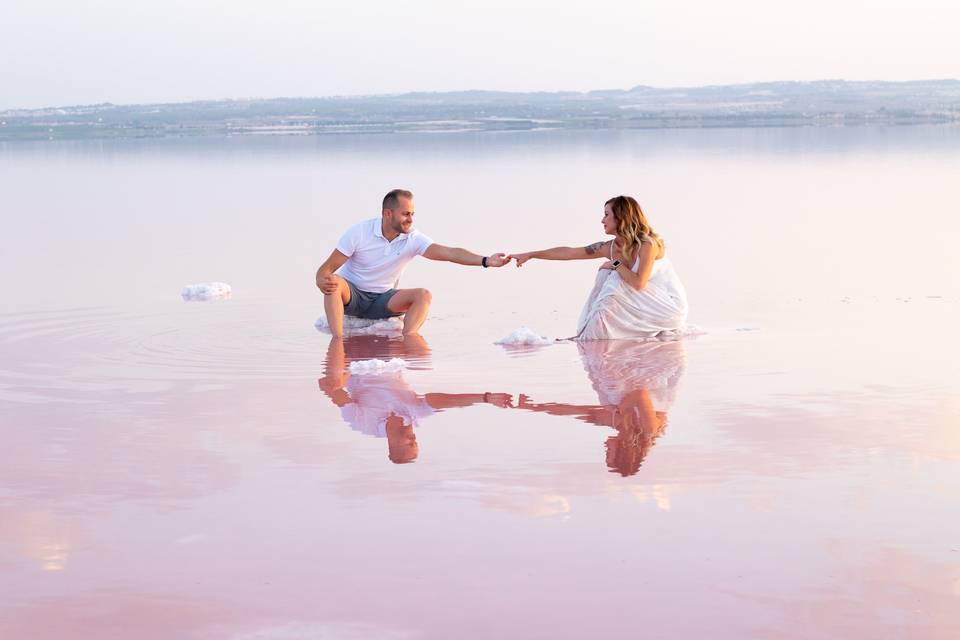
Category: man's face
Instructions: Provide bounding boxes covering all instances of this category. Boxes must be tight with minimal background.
[385,196,415,235]
[386,416,419,464]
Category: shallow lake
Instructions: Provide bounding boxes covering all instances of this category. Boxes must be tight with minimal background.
[1,126,959,638]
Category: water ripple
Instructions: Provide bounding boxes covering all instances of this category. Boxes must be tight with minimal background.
[0,304,334,402]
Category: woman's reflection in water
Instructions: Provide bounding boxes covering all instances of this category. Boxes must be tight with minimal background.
[319,335,512,464]
[518,340,686,476]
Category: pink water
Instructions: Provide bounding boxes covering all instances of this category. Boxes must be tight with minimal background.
[1,128,959,639]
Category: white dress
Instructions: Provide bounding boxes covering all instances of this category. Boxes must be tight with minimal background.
[577,340,687,412]
[576,242,689,340]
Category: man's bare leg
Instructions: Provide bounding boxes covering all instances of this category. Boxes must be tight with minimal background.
[386,288,432,335]
[323,276,351,337]
[400,332,430,357]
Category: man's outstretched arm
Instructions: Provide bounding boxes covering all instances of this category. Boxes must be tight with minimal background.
[422,244,510,267]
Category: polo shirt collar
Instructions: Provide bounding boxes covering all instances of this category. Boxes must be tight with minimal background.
[373,218,409,242]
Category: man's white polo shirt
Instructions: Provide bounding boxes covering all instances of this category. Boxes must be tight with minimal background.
[340,374,435,437]
[335,218,434,293]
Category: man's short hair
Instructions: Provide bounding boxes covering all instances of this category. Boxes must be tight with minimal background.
[382,189,413,212]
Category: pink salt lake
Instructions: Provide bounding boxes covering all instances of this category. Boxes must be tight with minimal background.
[1,127,959,639]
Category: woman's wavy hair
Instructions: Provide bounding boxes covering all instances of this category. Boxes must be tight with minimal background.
[605,195,655,259]
[604,414,667,477]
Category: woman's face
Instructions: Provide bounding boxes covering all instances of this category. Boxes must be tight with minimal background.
[601,204,617,235]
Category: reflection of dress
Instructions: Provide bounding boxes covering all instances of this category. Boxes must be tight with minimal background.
[576,244,689,340]
[341,373,434,437]
[578,340,686,412]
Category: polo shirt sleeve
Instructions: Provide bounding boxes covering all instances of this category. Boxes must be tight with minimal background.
[335,223,361,257]
[410,231,434,256]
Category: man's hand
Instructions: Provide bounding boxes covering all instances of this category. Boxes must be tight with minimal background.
[485,252,511,268]
[318,375,351,407]
[483,392,514,408]
[319,373,347,393]
[316,249,350,291]
[319,274,341,295]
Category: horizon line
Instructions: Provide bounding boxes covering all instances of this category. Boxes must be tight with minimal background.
[4,77,959,114]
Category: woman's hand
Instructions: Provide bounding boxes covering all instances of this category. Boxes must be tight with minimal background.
[599,245,629,270]
[513,252,534,267]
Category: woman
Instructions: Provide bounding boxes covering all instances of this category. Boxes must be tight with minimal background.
[516,339,687,476]
[512,195,688,340]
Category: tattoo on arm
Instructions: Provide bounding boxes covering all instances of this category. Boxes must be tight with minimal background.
[584,241,605,255]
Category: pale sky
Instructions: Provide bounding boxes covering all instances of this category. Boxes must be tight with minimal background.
[2,0,958,110]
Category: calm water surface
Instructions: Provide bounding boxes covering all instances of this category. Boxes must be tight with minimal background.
[1,127,959,639]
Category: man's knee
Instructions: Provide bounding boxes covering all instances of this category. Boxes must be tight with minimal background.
[389,288,430,313]
[323,276,350,303]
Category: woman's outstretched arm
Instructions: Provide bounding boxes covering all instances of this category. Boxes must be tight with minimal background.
[512,240,612,266]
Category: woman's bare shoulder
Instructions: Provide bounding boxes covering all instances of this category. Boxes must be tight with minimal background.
[641,234,666,259]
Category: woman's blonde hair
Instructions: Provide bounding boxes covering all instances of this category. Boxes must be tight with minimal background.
[605,195,656,259]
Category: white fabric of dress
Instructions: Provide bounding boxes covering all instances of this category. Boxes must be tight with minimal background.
[577,340,686,413]
[576,242,689,340]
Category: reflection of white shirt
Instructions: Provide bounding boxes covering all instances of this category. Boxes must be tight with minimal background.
[335,218,434,293]
[341,373,435,437]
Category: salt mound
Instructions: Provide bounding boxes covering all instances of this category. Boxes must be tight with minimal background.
[314,315,404,336]
[495,327,553,346]
[349,358,407,375]
[181,282,232,301]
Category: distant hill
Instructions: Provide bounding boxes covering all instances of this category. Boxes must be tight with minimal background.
[2,80,958,141]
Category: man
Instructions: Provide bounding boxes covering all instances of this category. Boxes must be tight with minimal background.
[315,189,509,336]
[318,334,515,464]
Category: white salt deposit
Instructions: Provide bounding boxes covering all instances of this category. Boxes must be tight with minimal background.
[314,315,403,336]
[349,358,407,375]
[654,325,705,340]
[495,327,553,346]
[181,282,232,301]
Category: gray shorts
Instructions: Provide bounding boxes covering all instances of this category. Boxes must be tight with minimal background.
[343,280,403,320]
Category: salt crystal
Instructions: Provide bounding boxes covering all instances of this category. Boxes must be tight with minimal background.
[315,315,403,336]
[495,327,553,346]
[349,358,407,375]
[181,282,232,301]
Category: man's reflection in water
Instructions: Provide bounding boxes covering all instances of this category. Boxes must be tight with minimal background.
[319,335,512,464]
[518,340,686,476]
